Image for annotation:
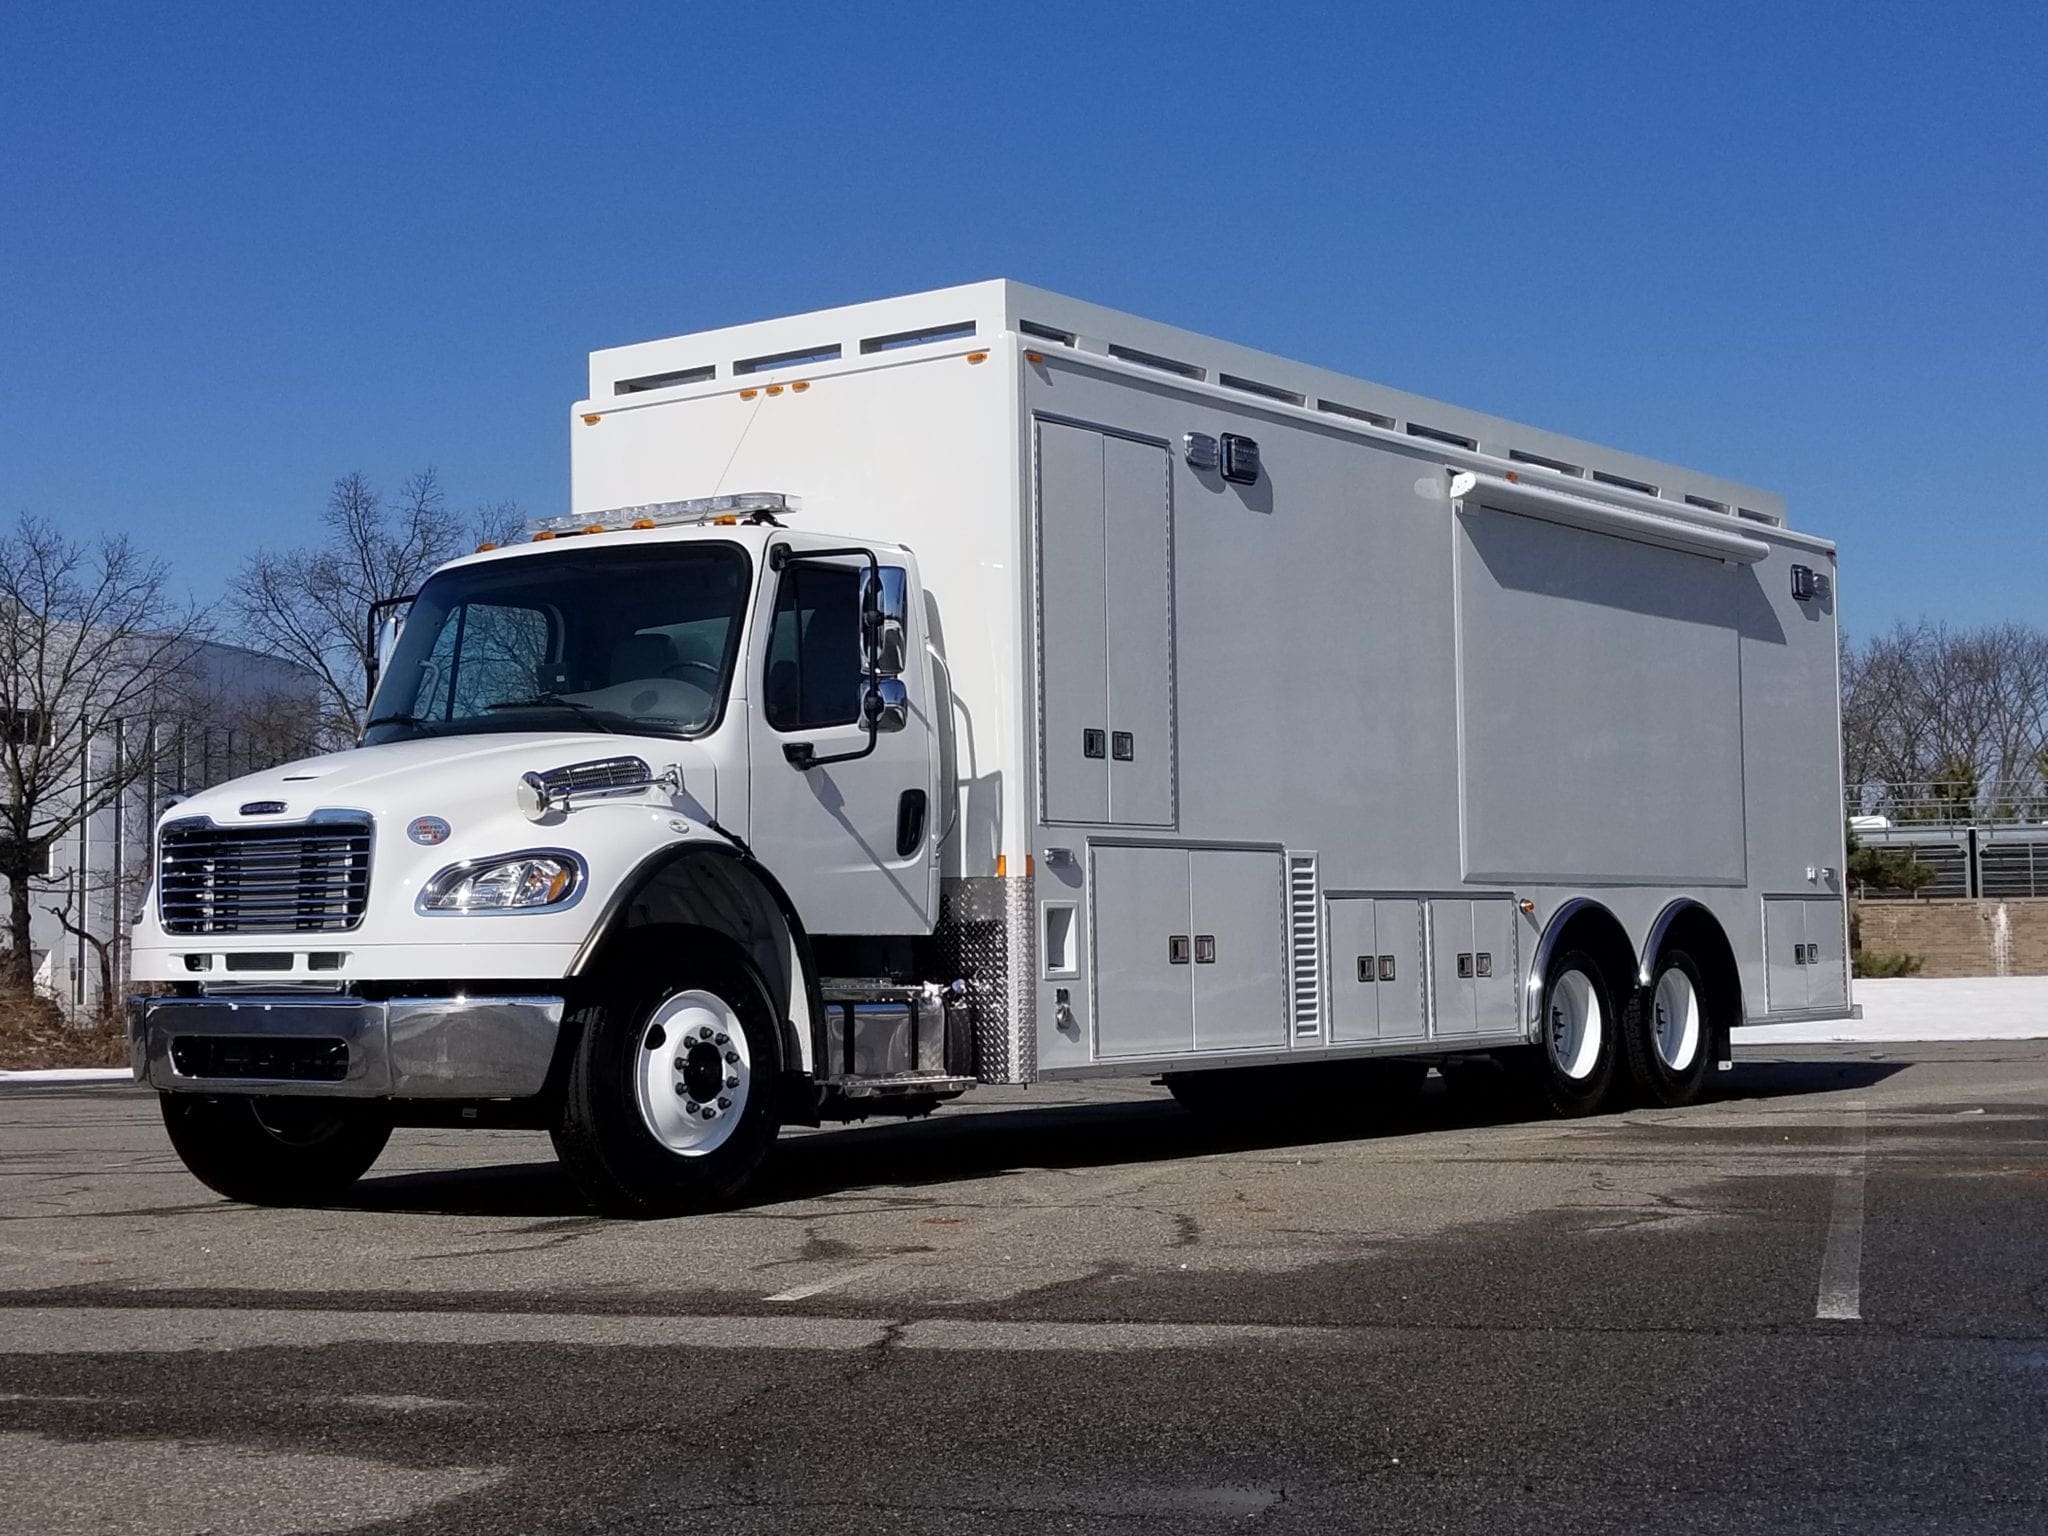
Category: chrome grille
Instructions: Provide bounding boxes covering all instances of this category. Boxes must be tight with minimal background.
[158,817,373,935]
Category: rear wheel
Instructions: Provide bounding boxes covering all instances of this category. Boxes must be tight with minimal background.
[1523,948,1617,1117]
[160,1094,392,1205]
[551,946,783,1216]
[1622,949,1713,1107]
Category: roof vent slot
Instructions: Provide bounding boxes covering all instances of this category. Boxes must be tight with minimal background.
[1508,449,1584,477]
[1736,506,1779,525]
[1317,399,1395,430]
[734,343,842,376]
[1407,422,1478,451]
[1107,344,1205,380]
[1683,494,1730,513]
[860,321,976,354]
[1218,373,1305,407]
[1020,320,1076,346]
[1591,470,1659,496]
[615,364,715,395]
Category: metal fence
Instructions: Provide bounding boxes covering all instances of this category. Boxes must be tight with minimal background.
[1846,781,2048,828]
[1849,820,2048,901]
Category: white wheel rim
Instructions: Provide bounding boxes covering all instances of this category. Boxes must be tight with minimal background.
[1546,968,1603,1081]
[633,990,751,1156]
[1652,967,1702,1072]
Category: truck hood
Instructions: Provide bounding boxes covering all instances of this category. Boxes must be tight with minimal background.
[164,732,720,829]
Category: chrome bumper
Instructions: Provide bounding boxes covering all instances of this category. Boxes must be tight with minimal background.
[131,995,566,1099]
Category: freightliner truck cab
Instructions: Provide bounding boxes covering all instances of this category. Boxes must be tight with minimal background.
[133,495,969,1214]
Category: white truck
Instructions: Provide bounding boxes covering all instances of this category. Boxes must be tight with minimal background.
[130,282,1851,1213]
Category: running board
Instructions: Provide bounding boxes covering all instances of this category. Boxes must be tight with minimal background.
[819,1073,976,1099]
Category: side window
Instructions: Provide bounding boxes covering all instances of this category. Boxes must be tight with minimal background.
[764,565,863,730]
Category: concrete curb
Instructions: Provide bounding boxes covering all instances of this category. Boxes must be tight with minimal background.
[0,1067,134,1085]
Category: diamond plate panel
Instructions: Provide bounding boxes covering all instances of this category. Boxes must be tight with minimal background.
[936,875,1036,1084]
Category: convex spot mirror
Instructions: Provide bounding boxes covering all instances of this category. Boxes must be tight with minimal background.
[864,678,909,735]
[863,568,909,676]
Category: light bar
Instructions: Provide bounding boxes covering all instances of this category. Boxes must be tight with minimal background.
[528,491,799,536]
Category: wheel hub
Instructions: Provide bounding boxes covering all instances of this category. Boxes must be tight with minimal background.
[633,991,750,1156]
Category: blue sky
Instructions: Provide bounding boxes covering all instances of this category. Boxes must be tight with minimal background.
[2,1,2041,633]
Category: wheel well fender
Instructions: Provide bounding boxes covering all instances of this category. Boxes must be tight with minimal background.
[1639,898,1744,1050]
[1525,899,1639,1038]
[569,842,821,1078]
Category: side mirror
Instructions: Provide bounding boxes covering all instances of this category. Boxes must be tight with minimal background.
[873,616,909,676]
[863,678,909,735]
[365,595,414,701]
[862,568,910,676]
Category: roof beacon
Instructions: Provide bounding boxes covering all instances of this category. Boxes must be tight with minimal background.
[529,491,798,537]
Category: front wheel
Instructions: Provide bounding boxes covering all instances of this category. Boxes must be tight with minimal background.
[551,947,783,1217]
[160,1094,392,1205]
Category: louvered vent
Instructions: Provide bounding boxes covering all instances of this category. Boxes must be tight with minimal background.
[1287,852,1322,1037]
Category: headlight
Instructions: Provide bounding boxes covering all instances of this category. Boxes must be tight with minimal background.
[419,852,583,913]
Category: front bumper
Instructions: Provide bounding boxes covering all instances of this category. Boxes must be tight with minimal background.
[131,995,566,1099]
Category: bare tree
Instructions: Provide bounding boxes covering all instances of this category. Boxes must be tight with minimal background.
[226,470,524,745]
[1842,620,2048,818]
[0,516,209,990]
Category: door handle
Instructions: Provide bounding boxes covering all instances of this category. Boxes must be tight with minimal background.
[895,789,927,857]
[1194,935,1216,964]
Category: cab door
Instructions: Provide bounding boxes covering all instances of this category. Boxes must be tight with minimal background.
[745,545,937,936]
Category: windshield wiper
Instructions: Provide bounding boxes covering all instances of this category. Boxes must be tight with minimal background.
[484,693,621,735]
[362,711,432,732]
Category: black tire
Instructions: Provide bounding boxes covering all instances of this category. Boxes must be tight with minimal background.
[1622,948,1714,1108]
[1521,947,1618,1117]
[160,1094,392,1206]
[551,942,783,1217]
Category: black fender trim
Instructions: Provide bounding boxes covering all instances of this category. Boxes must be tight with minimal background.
[569,841,824,1092]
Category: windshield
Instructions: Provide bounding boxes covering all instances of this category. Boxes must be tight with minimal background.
[362,542,751,745]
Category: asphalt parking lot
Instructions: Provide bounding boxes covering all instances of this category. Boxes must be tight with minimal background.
[2,1043,2045,1534]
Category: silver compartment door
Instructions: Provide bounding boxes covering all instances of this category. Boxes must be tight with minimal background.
[1763,896,1811,1012]
[1804,897,1848,1011]
[1036,421,1112,825]
[1373,899,1429,1042]
[1326,897,1380,1043]
[1190,850,1288,1052]
[1429,899,1480,1038]
[1092,845,1194,1058]
[1102,434,1175,827]
[1471,899,1520,1035]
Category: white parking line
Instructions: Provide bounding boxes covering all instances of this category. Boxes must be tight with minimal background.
[1815,1100,1868,1322]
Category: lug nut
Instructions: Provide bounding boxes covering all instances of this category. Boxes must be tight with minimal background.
[702,1106,718,1119]
[717,1096,731,1109]
[725,1074,739,1088]
[724,1050,739,1064]
[714,1033,729,1046]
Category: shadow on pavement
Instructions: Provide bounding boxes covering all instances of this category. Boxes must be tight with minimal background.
[334,1056,1910,1219]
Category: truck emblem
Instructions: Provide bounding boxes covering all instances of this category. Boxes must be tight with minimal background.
[239,801,286,816]
[408,816,452,845]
